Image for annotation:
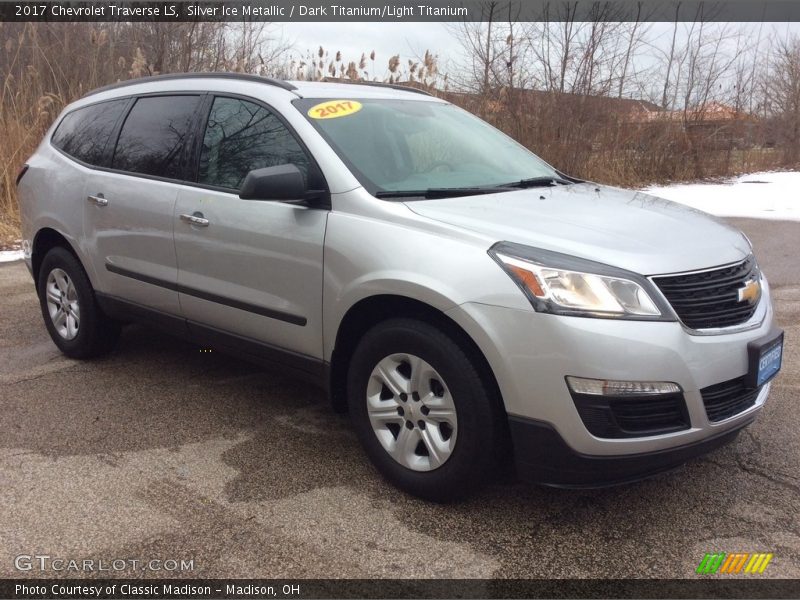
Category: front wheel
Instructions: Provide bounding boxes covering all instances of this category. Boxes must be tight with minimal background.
[347,318,502,501]
[37,247,120,359]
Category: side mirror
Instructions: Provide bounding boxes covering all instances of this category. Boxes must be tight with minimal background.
[239,164,307,202]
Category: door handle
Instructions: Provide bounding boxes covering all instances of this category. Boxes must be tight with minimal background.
[180,213,209,227]
[87,194,108,207]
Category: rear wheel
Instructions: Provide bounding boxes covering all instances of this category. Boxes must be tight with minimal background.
[347,318,501,501]
[37,247,120,358]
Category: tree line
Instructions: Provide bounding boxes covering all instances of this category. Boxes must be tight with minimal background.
[1,14,799,242]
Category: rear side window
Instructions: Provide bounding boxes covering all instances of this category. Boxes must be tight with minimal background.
[51,99,128,166]
[112,95,201,179]
[198,97,310,190]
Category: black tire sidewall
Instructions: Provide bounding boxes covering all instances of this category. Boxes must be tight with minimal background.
[347,319,498,501]
[37,247,111,358]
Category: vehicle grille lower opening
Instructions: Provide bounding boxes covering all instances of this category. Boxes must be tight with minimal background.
[653,256,760,330]
[701,376,761,422]
[571,392,690,439]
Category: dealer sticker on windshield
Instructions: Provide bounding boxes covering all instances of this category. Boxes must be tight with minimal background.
[308,100,362,119]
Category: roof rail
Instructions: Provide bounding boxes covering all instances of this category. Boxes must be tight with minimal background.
[85,72,298,97]
[318,77,434,97]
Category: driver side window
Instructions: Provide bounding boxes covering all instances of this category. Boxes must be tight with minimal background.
[199,97,310,190]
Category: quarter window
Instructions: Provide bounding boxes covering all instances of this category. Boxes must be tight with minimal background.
[199,97,309,190]
[112,95,201,179]
[51,99,128,166]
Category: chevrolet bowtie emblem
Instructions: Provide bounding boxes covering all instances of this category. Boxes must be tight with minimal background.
[737,278,761,304]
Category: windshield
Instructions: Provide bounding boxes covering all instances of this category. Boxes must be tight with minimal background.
[294,98,561,197]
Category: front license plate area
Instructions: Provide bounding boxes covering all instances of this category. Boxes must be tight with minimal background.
[747,330,784,388]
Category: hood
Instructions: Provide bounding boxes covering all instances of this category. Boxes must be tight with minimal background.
[404,183,751,275]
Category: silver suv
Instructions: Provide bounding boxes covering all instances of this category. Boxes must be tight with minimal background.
[18,74,783,501]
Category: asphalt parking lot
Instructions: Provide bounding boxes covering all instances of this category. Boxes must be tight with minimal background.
[1,217,798,580]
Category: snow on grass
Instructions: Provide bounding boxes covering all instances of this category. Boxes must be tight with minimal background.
[643,171,800,221]
[0,250,23,263]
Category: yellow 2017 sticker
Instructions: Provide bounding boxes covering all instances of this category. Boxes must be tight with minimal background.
[308,100,362,119]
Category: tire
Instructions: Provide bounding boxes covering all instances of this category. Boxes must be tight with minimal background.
[347,318,502,502]
[37,246,121,359]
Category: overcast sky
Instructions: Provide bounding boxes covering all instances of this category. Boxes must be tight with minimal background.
[277,21,800,83]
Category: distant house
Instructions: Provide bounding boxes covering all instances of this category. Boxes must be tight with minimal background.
[690,101,752,122]
[437,86,664,120]
[392,81,760,150]
[627,100,750,123]
[627,101,759,149]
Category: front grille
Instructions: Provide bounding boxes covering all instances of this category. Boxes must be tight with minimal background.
[701,376,761,422]
[653,256,760,330]
[571,392,690,439]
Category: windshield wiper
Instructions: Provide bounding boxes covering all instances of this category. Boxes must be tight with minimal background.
[375,187,513,200]
[500,176,572,189]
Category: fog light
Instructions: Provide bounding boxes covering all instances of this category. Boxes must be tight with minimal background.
[566,376,681,396]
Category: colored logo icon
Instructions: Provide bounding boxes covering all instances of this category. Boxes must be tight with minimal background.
[696,552,773,574]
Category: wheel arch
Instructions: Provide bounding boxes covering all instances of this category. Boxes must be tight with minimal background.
[31,227,81,291]
[328,294,507,423]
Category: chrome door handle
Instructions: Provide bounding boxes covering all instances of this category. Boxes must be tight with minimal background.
[87,194,108,206]
[180,213,209,227]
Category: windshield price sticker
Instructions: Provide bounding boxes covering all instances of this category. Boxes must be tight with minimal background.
[308,100,362,119]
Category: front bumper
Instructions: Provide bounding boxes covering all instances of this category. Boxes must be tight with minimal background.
[508,413,755,487]
[445,278,775,460]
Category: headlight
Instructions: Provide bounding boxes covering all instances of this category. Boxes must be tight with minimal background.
[489,242,671,320]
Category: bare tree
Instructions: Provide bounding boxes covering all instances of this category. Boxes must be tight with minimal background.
[448,1,503,95]
[764,35,800,164]
[616,3,652,98]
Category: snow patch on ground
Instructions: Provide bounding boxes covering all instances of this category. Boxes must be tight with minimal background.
[643,171,800,221]
[0,250,24,263]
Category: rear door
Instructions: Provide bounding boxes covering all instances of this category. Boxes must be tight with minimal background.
[83,94,203,318]
[173,95,329,362]
[49,97,130,280]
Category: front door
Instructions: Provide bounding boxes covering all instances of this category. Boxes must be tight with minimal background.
[173,96,328,362]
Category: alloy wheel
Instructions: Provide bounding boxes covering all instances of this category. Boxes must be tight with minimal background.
[366,353,458,471]
[45,268,80,340]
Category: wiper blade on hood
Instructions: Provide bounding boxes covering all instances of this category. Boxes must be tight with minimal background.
[500,176,573,189]
[375,187,514,200]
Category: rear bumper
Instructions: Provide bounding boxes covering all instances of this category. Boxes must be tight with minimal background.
[509,414,753,487]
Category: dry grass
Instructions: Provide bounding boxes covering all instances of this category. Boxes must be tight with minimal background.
[443,90,790,188]
[0,89,61,245]
[1,24,78,245]
[0,24,794,246]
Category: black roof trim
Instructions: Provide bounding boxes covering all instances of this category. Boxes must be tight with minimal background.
[85,72,298,97]
[318,77,434,97]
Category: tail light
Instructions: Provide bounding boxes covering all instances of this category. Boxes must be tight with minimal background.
[15,164,29,187]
